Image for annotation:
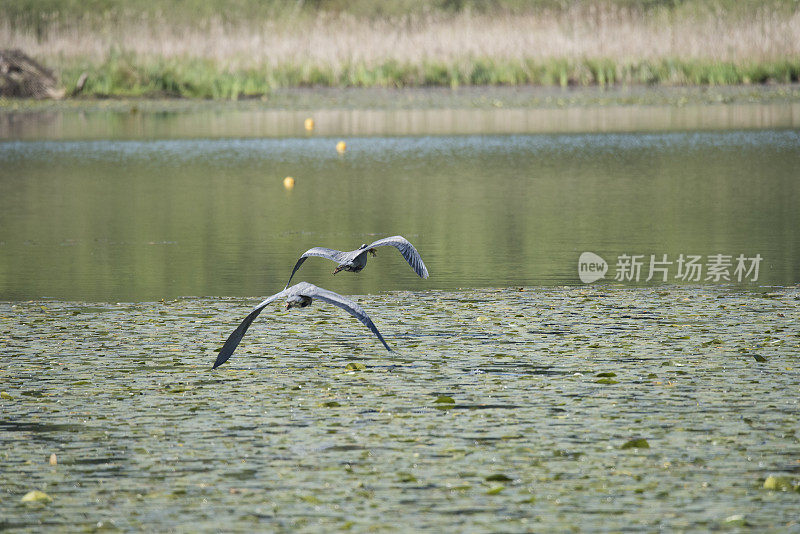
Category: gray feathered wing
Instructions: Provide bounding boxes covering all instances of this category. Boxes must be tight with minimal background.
[213,283,392,369]
[212,290,286,369]
[304,285,393,352]
[367,236,429,279]
[284,247,347,289]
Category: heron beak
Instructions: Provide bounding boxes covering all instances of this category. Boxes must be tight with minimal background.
[332,266,342,275]
[284,303,290,310]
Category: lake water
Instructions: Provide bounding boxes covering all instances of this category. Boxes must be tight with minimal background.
[1,102,799,301]
[1,99,799,531]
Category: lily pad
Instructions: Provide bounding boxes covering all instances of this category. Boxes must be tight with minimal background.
[722,514,746,525]
[485,474,513,482]
[595,378,619,385]
[397,472,417,483]
[763,475,797,491]
[433,396,455,404]
[21,490,52,503]
[621,438,650,449]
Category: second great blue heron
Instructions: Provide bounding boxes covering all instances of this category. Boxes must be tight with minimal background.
[213,282,391,369]
[284,235,429,289]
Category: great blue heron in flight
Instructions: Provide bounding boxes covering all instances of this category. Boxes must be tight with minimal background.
[213,282,391,369]
[284,235,429,289]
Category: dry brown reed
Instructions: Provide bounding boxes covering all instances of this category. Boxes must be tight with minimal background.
[3,5,798,68]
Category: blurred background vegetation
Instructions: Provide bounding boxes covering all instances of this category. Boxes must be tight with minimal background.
[4,0,799,22]
[2,0,799,97]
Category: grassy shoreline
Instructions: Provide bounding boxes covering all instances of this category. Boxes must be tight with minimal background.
[55,56,800,100]
[3,1,800,98]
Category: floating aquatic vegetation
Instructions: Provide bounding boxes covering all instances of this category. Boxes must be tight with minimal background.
[21,490,52,503]
[621,438,651,450]
[1,286,798,530]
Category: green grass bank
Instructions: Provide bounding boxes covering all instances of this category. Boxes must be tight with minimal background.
[3,0,800,98]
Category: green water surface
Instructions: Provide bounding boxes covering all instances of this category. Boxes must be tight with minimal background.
[1,128,799,300]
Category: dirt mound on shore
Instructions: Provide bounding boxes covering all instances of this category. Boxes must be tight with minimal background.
[0,49,64,99]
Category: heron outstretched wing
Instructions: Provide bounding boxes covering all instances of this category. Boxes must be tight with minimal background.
[212,289,287,369]
[303,284,393,352]
[284,247,347,288]
[366,236,429,279]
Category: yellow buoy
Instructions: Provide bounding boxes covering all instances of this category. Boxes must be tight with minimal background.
[304,118,314,131]
[336,141,347,154]
[283,176,295,189]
